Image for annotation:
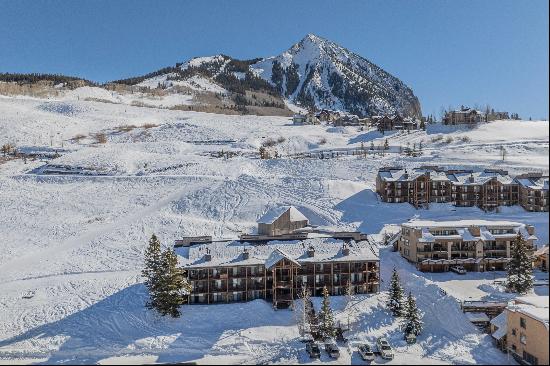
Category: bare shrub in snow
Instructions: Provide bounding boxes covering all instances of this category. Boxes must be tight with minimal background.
[319,137,327,145]
[277,136,286,144]
[460,136,471,143]
[142,123,159,129]
[94,133,108,144]
[116,125,137,133]
[444,136,454,144]
[431,135,443,143]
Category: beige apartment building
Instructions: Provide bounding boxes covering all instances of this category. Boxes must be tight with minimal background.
[506,296,549,365]
[398,220,537,272]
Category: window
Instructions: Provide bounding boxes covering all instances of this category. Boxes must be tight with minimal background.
[512,328,517,336]
[520,317,526,329]
[520,333,527,345]
[404,249,410,256]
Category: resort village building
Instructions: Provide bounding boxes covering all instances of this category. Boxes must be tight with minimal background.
[376,166,548,212]
[490,296,549,365]
[177,206,380,308]
[397,220,537,272]
[443,106,485,125]
[516,174,549,212]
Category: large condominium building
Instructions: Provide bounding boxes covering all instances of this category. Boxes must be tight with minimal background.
[516,174,549,212]
[397,220,537,272]
[376,166,548,212]
[443,106,485,125]
[376,166,452,207]
[178,237,380,309]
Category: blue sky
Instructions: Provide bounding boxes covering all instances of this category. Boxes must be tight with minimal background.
[1,0,548,118]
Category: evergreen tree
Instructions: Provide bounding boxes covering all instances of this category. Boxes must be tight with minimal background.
[387,268,405,316]
[402,292,423,337]
[384,139,389,150]
[507,234,534,294]
[419,119,426,130]
[156,248,192,317]
[370,141,375,151]
[297,286,312,337]
[318,286,336,339]
[142,234,163,311]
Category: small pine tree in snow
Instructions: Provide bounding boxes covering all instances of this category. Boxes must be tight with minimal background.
[297,286,312,337]
[370,141,374,151]
[402,292,423,337]
[318,286,336,339]
[156,248,192,317]
[384,139,389,150]
[387,268,405,316]
[506,234,534,294]
[143,234,163,311]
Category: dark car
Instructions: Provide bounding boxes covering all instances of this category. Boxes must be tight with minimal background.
[358,343,375,361]
[305,341,321,359]
[324,338,340,359]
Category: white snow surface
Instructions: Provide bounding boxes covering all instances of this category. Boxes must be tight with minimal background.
[0,93,548,364]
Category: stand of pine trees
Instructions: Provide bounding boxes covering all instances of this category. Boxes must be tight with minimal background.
[402,292,423,337]
[142,234,191,317]
[318,286,336,339]
[506,233,534,294]
[387,268,405,316]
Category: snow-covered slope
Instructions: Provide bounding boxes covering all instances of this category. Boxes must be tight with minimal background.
[251,34,422,117]
[0,92,548,364]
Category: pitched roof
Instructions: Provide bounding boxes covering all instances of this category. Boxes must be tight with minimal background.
[258,206,308,224]
[265,248,301,269]
[177,237,379,269]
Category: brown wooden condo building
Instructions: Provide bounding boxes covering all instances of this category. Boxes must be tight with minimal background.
[398,220,537,272]
[177,237,380,309]
[375,166,547,211]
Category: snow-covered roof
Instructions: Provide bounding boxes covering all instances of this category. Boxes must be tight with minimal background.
[534,246,549,256]
[507,296,549,329]
[177,237,379,269]
[258,206,308,224]
[515,296,549,308]
[407,220,535,242]
[516,176,549,190]
[448,171,514,186]
[490,311,507,328]
[465,312,490,323]
[378,168,447,183]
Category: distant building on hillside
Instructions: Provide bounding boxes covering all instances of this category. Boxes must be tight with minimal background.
[443,106,485,125]
[375,166,546,212]
[333,113,361,126]
[292,113,319,125]
[397,219,537,272]
[373,115,419,132]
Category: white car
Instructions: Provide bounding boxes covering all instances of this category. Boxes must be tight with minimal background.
[451,265,467,275]
[376,337,394,360]
[358,343,375,361]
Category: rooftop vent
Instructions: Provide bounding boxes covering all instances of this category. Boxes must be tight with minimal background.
[469,173,475,183]
[307,245,315,258]
[403,169,409,180]
[242,248,249,260]
[342,243,350,256]
[204,248,212,262]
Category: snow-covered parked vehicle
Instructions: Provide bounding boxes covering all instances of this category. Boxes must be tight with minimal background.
[376,337,394,360]
[451,265,467,275]
[358,343,375,361]
[305,341,321,359]
[324,338,340,358]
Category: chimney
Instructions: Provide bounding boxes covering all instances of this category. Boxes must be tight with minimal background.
[204,248,212,262]
[403,169,409,180]
[307,245,315,258]
[469,173,475,183]
[342,243,350,256]
[242,248,249,260]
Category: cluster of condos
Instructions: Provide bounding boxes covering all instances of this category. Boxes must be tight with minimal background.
[376,166,549,212]
[177,206,380,309]
[292,110,422,131]
[176,205,543,309]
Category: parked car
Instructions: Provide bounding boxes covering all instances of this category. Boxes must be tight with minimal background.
[358,343,375,361]
[376,337,394,360]
[451,265,467,275]
[305,341,321,359]
[324,338,340,358]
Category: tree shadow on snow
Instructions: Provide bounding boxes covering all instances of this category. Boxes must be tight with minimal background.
[0,284,297,364]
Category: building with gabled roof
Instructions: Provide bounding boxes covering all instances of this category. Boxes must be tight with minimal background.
[257,205,309,237]
[178,236,380,308]
[398,219,537,272]
[515,174,549,212]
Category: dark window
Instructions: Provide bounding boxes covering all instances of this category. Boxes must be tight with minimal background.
[520,317,527,329]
